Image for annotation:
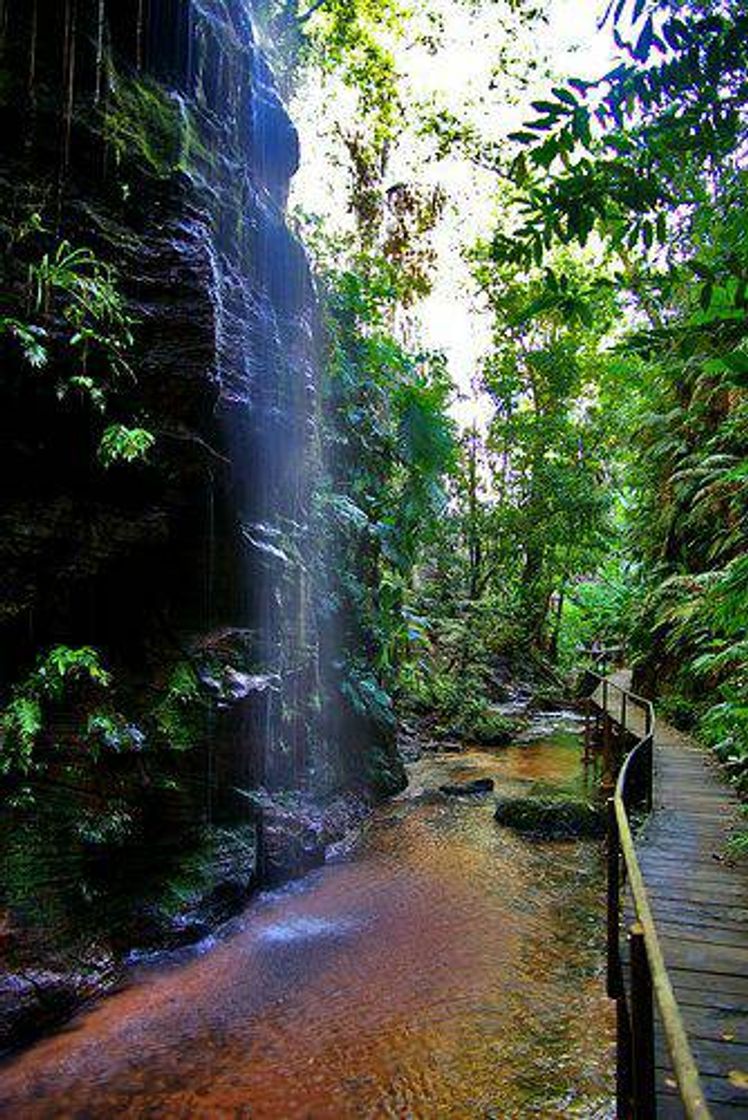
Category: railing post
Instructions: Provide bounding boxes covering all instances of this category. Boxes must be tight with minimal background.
[621,691,628,737]
[584,696,591,762]
[617,991,634,1120]
[630,922,656,1119]
[603,712,613,786]
[607,797,621,999]
[645,734,653,814]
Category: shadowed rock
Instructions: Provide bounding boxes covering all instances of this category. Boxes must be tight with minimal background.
[439,778,495,797]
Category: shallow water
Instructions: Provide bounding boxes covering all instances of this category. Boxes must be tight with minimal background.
[0,731,615,1119]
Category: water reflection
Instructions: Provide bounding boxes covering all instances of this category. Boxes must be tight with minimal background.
[0,732,615,1119]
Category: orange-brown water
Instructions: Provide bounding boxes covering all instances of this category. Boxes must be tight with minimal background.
[0,733,615,1119]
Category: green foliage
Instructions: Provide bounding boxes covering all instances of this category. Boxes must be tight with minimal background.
[339,664,396,732]
[556,557,641,670]
[0,646,112,776]
[1,224,155,464]
[429,252,620,658]
[99,424,155,466]
[453,704,515,746]
[318,252,456,692]
[726,811,748,861]
[150,662,204,752]
[0,318,48,367]
[1,697,43,775]
[472,0,748,796]
[0,645,207,782]
[40,645,113,694]
[257,0,405,136]
[495,0,748,269]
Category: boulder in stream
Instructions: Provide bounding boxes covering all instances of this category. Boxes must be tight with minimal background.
[439,778,495,797]
[494,794,605,840]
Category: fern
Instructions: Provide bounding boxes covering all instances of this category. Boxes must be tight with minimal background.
[0,697,42,775]
[0,646,112,777]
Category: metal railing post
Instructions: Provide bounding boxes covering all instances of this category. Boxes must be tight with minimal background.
[645,734,654,814]
[630,922,656,1119]
[607,796,621,999]
[617,991,634,1120]
[584,696,591,762]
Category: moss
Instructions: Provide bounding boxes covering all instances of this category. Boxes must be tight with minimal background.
[494,792,605,840]
[437,708,517,746]
[104,73,210,178]
[464,712,517,746]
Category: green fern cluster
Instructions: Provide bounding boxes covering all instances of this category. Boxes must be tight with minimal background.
[0,646,112,776]
[1,219,155,467]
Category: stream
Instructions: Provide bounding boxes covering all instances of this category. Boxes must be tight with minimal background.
[0,720,615,1119]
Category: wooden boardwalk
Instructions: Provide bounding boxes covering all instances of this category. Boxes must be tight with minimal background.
[597,672,748,1117]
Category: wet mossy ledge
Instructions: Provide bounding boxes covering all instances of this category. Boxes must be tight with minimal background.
[494,791,606,841]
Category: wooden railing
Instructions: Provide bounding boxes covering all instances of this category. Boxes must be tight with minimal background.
[587,672,711,1120]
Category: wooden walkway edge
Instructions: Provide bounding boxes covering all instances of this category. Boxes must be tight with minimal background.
[596,671,748,1118]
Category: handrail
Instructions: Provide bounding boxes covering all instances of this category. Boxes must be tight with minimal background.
[587,671,711,1120]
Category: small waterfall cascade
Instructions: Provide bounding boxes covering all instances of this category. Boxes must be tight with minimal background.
[165,0,324,799]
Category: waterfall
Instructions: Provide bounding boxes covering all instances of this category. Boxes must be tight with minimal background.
[167,0,323,797]
[0,1,325,812]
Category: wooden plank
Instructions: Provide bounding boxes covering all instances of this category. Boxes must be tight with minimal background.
[678,1004,748,1046]
[642,857,739,875]
[639,867,747,891]
[658,1037,748,1079]
[657,937,748,977]
[648,897,748,925]
[656,920,748,950]
[667,967,748,1000]
[657,1094,748,1119]
[658,1070,748,1107]
[650,893,748,917]
[643,883,746,907]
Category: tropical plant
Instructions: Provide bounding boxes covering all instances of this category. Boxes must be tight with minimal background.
[1,223,154,465]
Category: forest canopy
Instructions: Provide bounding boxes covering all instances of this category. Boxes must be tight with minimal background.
[278,0,748,807]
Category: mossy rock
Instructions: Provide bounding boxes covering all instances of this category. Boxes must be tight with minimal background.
[468,714,516,746]
[438,711,517,746]
[494,793,605,840]
[104,74,210,179]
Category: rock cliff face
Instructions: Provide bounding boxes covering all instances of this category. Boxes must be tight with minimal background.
[1,0,318,787]
[0,0,404,1050]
